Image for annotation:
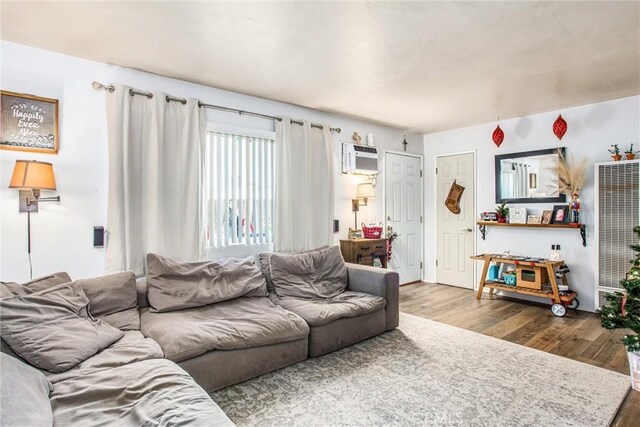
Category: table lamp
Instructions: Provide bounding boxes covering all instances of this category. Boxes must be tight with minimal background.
[352,183,375,229]
[9,160,61,279]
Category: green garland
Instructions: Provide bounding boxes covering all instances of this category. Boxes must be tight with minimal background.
[599,226,640,352]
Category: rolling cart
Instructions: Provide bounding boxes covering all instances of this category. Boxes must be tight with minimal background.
[472,254,579,317]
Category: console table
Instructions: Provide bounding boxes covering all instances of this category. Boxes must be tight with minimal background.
[472,254,578,317]
[340,238,388,268]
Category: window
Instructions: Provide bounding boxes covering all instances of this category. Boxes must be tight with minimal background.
[203,125,275,254]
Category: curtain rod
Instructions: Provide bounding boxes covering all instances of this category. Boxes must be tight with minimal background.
[92,81,341,133]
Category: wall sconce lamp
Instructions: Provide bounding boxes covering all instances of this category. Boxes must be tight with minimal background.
[352,183,375,229]
[9,160,61,279]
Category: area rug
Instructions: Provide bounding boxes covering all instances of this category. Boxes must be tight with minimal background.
[211,313,630,426]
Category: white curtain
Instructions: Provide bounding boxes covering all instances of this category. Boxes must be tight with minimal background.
[516,163,530,198]
[509,163,529,198]
[274,117,334,251]
[105,85,206,275]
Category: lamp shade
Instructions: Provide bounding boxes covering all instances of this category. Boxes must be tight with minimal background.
[9,160,57,190]
[356,183,375,199]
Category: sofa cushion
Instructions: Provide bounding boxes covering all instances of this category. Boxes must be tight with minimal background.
[271,291,386,326]
[46,330,163,384]
[146,253,268,312]
[141,297,309,362]
[50,358,234,427]
[76,272,140,330]
[0,353,53,427]
[136,277,149,308]
[269,246,348,298]
[0,282,124,373]
[0,273,73,362]
[0,281,25,298]
[0,271,72,298]
[258,245,329,293]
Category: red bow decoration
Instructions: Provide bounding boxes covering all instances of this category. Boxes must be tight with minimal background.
[492,125,504,147]
[553,114,567,140]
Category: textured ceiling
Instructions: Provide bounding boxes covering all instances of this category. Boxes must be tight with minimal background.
[1,1,638,132]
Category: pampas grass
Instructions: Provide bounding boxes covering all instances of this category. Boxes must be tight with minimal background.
[551,150,588,197]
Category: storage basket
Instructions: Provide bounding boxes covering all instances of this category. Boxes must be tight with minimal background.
[503,272,517,286]
[362,226,383,239]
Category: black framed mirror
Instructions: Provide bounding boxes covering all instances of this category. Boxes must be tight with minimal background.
[495,148,566,204]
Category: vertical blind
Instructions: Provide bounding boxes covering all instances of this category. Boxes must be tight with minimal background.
[203,132,275,248]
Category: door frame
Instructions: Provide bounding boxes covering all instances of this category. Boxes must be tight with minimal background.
[383,150,425,283]
[434,150,478,290]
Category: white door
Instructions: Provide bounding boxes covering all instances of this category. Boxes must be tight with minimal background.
[385,153,423,284]
[436,153,475,288]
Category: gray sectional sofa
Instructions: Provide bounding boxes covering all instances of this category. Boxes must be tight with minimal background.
[0,245,399,426]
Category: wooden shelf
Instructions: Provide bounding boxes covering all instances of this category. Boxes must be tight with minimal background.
[476,221,583,229]
[484,281,577,302]
[477,221,586,247]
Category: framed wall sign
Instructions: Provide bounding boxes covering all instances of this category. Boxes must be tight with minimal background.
[1,91,59,154]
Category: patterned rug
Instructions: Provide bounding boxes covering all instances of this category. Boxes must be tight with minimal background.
[211,313,630,426]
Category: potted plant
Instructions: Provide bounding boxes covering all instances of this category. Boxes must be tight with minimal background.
[495,201,508,223]
[625,144,638,160]
[609,144,622,161]
[599,225,640,391]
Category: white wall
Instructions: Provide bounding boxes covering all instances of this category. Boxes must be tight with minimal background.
[0,41,422,282]
[424,95,640,311]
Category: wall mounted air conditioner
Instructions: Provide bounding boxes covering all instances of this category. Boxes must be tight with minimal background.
[342,143,379,175]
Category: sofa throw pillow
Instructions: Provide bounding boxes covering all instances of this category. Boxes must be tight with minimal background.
[0,271,72,298]
[146,253,269,312]
[258,245,329,293]
[76,272,140,330]
[0,281,24,298]
[0,282,124,373]
[269,245,348,299]
[0,353,53,427]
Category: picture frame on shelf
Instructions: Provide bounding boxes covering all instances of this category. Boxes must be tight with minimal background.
[480,212,498,221]
[551,205,569,224]
[348,228,364,239]
[527,215,541,224]
[541,210,553,224]
[509,207,527,224]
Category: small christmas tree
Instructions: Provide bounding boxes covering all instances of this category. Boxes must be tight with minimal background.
[600,225,640,352]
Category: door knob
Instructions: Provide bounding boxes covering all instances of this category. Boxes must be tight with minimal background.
[462,227,472,232]
[387,216,391,221]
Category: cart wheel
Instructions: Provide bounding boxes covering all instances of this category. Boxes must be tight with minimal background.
[567,298,579,310]
[551,303,567,317]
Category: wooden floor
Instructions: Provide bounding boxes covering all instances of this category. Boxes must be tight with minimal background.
[399,282,639,427]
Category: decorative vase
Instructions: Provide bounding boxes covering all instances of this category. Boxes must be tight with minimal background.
[497,216,507,224]
[627,153,636,160]
[628,351,640,392]
[613,154,622,161]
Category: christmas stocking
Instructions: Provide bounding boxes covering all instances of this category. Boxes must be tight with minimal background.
[445,180,465,214]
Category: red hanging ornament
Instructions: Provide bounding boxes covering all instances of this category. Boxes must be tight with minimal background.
[553,114,567,140]
[492,125,504,147]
